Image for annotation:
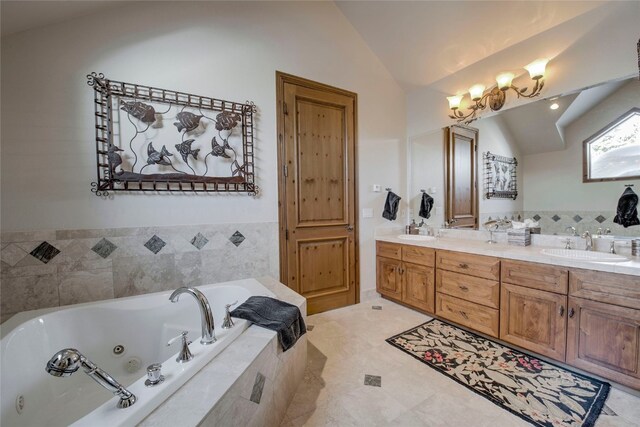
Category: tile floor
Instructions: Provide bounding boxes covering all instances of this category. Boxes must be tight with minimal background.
[281,297,640,427]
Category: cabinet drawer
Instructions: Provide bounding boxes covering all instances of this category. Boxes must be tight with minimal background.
[376,241,402,260]
[436,269,499,309]
[436,293,499,338]
[502,260,568,294]
[570,269,640,309]
[436,250,500,280]
[402,245,435,267]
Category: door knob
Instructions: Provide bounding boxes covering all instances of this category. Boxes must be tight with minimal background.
[346,225,354,232]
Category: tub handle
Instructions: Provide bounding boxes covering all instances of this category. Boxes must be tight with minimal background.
[167,331,193,363]
[222,301,238,329]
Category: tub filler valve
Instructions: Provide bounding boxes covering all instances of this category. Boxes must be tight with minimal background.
[222,301,238,329]
[167,331,193,363]
[145,363,165,387]
[45,348,137,409]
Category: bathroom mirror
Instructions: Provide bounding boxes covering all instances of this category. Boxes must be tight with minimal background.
[409,76,640,237]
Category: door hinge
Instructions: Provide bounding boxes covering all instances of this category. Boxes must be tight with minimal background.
[283,102,289,116]
[285,229,289,240]
[283,165,288,177]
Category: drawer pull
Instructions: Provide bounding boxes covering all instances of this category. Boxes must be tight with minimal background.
[568,308,575,318]
[559,305,565,317]
[460,311,469,320]
[458,285,469,292]
[459,263,469,269]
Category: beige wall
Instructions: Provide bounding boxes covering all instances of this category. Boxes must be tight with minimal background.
[0,1,407,296]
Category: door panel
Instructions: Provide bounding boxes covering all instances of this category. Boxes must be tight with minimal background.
[403,263,435,313]
[500,283,567,361]
[278,73,358,315]
[376,256,402,299]
[444,125,478,228]
[296,100,346,225]
[567,297,640,389]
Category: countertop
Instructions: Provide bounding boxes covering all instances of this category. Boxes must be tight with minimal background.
[376,233,640,277]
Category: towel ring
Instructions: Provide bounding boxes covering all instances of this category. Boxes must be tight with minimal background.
[385,187,392,192]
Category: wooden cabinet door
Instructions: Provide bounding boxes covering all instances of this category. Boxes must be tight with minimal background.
[377,256,402,299]
[444,125,478,228]
[567,297,640,389]
[501,283,568,361]
[403,263,435,314]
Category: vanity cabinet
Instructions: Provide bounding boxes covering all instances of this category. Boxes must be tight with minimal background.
[435,251,500,337]
[376,241,640,389]
[376,242,435,313]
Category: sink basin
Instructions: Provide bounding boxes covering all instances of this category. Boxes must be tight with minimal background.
[397,234,436,242]
[540,248,627,263]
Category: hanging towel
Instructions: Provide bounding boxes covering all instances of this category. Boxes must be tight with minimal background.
[382,191,401,221]
[230,296,306,351]
[419,192,434,219]
[613,187,640,228]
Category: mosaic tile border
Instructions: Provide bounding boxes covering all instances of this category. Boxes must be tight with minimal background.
[1,222,279,322]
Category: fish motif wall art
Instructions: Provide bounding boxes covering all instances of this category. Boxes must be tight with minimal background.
[88,72,258,196]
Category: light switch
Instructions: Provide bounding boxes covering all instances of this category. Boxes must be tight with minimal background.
[362,208,373,218]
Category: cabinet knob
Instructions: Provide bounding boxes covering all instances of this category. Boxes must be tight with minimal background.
[460,311,469,320]
[568,308,575,318]
[459,263,469,269]
[459,285,469,291]
[559,306,565,317]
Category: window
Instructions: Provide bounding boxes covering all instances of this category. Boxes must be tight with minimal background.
[583,107,640,182]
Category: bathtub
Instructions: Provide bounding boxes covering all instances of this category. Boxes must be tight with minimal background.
[1,278,275,427]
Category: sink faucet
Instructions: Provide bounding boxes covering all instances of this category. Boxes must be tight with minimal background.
[46,348,136,408]
[565,226,578,236]
[581,231,593,251]
[169,287,216,345]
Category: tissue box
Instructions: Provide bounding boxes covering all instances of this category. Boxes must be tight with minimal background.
[507,228,531,246]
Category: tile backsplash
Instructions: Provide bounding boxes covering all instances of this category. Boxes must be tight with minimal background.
[0,222,279,322]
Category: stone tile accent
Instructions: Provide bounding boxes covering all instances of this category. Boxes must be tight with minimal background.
[29,241,61,264]
[190,233,209,250]
[595,215,607,224]
[92,238,117,259]
[573,215,583,223]
[229,231,245,247]
[364,374,382,387]
[372,305,382,310]
[144,235,166,254]
[551,214,561,222]
[250,372,266,404]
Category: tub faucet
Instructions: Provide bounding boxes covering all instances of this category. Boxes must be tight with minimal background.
[45,348,136,409]
[581,231,593,251]
[169,287,216,345]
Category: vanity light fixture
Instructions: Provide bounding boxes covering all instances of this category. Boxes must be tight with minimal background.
[448,58,549,124]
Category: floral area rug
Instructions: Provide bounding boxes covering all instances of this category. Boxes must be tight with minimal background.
[386,319,610,427]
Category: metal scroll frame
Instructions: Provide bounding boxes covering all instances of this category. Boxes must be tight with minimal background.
[88,72,257,196]
[483,151,518,200]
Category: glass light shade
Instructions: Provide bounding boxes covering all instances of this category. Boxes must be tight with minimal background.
[468,84,486,101]
[447,95,463,110]
[524,58,548,80]
[496,73,515,90]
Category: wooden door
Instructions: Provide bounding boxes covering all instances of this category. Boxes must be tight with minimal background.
[277,72,358,314]
[567,297,640,389]
[444,125,478,228]
[500,283,568,361]
[376,257,402,299]
[403,263,435,313]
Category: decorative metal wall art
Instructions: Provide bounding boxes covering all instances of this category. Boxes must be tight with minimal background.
[484,151,518,200]
[87,72,258,196]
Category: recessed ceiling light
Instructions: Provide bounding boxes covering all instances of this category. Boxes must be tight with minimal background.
[550,103,559,110]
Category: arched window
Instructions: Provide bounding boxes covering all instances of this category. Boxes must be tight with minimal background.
[583,107,640,182]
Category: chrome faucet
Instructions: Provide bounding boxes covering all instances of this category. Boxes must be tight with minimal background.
[46,348,136,409]
[169,287,216,345]
[565,226,578,236]
[581,231,593,251]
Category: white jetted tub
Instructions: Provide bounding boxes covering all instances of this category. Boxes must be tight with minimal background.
[1,278,275,427]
